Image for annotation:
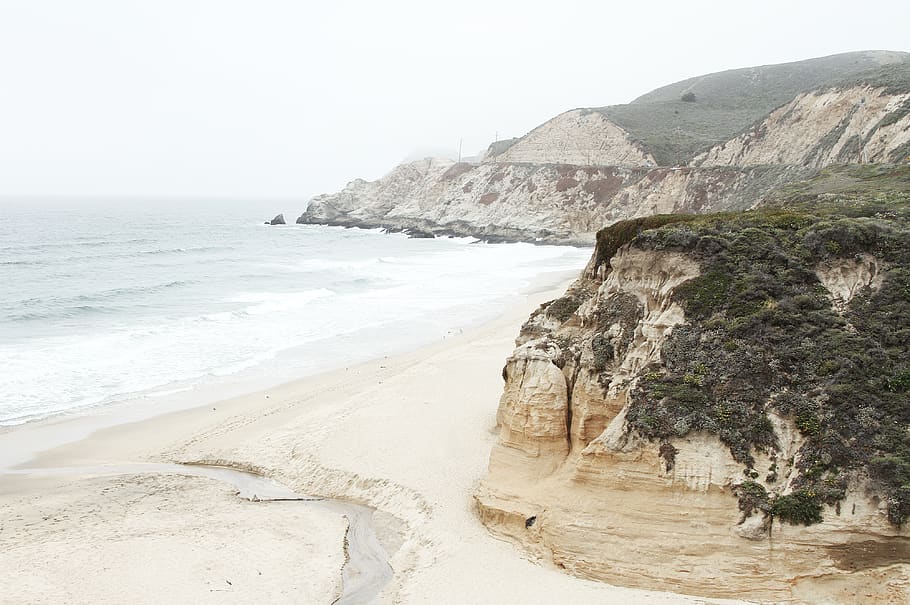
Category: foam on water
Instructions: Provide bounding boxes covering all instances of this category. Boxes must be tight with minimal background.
[0,198,591,426]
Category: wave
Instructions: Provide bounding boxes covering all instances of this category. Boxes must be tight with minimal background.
[0,258,48,267]
[7,304,115,322]
[0,219,594,428]
[0,245,234,270]
[225,288,335,316]
[0,237,156,253]
[291,257,383,272]
[138,245,233,256]
[3,280,199,322]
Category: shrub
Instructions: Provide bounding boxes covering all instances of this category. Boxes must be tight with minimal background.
[545,296,581,323]
[886,370,910,393]
[593,214,701,271]
[602,190,910,525]
[591,334,614,371]
[659,442,678,471]
[887,485,910,525]
[734,480,771,515]
[771,490,824,526]
[675,269,733,319]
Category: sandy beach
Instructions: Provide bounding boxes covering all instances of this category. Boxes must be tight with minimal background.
[0,277,739,604]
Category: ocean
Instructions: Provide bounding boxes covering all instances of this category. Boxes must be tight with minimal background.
[0,198,590,426]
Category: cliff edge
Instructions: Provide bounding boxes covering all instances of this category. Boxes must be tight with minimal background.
[475,165,910,603]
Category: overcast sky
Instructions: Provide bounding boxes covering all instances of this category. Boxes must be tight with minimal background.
[1,1,908,199]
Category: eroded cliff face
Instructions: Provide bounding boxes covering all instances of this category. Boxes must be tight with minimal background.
[694,86,910,168]
[816,253,885,312]
[475,242,909,603]
[298,158,809,244]
[488,109,656,167]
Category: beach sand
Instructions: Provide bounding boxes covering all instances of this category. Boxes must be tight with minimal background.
[0,278,739,604]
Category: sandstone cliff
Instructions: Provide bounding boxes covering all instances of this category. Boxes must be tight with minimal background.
[476,172,910,602]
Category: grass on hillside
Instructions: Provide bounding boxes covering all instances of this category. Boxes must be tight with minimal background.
[596,52,910,166]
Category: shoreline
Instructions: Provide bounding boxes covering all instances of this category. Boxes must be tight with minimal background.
[0,266,584,471]
[0,272,738,604]
[293,216,596,247]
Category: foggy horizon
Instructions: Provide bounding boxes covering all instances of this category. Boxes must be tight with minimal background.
[1,1,908,200]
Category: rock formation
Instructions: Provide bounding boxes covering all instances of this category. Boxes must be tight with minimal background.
[298,158,810,244]
[487,109,656,167]
[693,86,910,168]
[267,214,286,225]
[299,52,910,243]
[475,171,910,602]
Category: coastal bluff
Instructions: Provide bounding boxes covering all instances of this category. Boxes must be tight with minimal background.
[298,51,910,244]
[475,168,910,603]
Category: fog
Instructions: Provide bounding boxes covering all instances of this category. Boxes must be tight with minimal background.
[1,0,907,199]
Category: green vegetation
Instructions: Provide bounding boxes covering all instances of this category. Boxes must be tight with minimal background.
[600,102,769,166]
[734,480,771,515]
[590,334,614,371]
[594,51,910,165]
[771,490,825,526]
[658,442,679,471]
[545,295,584,323]
[613,165,910,525]
[593,214,702,271]
[836,61,910,96]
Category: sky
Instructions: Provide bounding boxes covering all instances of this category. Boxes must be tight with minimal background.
[0,0,908,200]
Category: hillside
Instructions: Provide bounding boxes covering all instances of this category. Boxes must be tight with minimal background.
[694,85,910,167]
[300,51,910,244]
[298,158,812,244]
[600,50,910,165]
[475,165,910,602]
[480,50,910,167]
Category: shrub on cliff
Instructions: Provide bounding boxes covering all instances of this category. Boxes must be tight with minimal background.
[771,490,825,526]
[545,295,583,323]
[614,170,910,525]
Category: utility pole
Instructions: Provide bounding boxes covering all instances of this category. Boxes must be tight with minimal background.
[458,138,463,163]
[674,126,682,166]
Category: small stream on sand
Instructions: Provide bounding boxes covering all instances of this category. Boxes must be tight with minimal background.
[2,463,393,604]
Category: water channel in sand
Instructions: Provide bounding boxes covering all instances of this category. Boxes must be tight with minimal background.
[2,462,393,604]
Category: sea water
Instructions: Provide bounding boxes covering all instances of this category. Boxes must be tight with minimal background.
[0,197,591,426]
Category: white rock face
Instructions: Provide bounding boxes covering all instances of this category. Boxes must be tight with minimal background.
[594,248,699,392]
[490,109,657,167]
[300,158,807,242]
[299,80,909,244]
[694,86,910,167]
[816,253,885,311]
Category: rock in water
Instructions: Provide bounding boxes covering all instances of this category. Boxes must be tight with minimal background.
[403,228,435,239]
[267,214,286,225]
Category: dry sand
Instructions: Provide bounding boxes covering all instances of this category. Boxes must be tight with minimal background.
[0,278,742,604]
